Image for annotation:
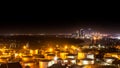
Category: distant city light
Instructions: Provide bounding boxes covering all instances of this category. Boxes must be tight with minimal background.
[65,46,68,49]
[49,48,53,52]
[54,56,58,61]
[117,36,120,39]
[23,46,27,49]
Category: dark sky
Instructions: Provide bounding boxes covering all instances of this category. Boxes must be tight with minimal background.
[1,2,120,34]
[0,14,120,34]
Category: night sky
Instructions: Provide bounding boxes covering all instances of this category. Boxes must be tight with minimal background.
[0,14,120,34]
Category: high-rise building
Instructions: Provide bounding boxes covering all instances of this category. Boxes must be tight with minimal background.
[87,28,92,38]
[88,28,92,35]
[76,30,79,38]
[80,29,85,38]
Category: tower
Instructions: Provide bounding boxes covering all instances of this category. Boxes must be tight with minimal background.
[88,28,91,34]
[76,30,79,38]
[88,28,92,38]
[26,42,29,48]
[80,29,85,38]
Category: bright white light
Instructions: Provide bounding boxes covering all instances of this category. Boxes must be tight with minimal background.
[87,54,94,59]
[67,56,74,59]
[48,61,54,67]
[91,60,94,64]
[54,56,58,60]
[15,53,18,58]
[105,59,114,64]
[82,60,89,65]
[71,60,76,64]
[117,37,120,39]
[64,60,68,63]
[82,60,94,65]
[24,63,31,66]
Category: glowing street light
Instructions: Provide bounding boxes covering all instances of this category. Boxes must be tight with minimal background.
[54,56,58,61]
[93,36,97,40]
[54,56,58,64]
[49,48,53,52]
[3,46,6,49]
[65,46,68,49]
[23,46,27,49]
[56,45,59,48]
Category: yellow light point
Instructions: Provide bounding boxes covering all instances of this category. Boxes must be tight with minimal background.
[35,49,38,54]
[3,46,6,49]
[30,50,34,54]
[23,46,27,49]
[19,53,22,58]
[56,45,59,48]
[49,48,53,52]
[54,56,58,61]
[2,52,5,55]
[65,46,68,49]
[78,52,85,59]
[71,45,76,50]
[93,36,97,40]
[15,53,18,58]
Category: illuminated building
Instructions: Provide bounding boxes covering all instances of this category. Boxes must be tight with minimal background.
[22,56,33,62]
[86,53,94,59]
[29,49,39,55]
[77,52,85,59]
[79,58,94,65]
[104,57,116,64]
[47,54,55,60]
[0,57,9,62]
[60,52,68,59]
[39,59,52,68]
[76,30,79,38]
[66,54,77,59]
[88,28,92,35]
[80,29,85,38]
[64,58,76,64]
